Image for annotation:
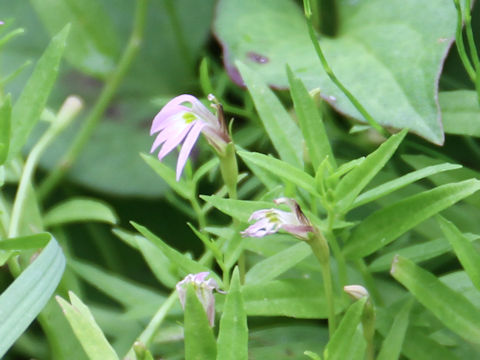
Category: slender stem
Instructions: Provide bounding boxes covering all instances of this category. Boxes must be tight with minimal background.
[310,0,320,31]
[125,291,178,359]
[464,0,480,71]
[38,0,149,200]
[453,0,477,81]
[327,211,347,288]
[190,196,207,230]
[309,231,336,336]
[303,0,386,136]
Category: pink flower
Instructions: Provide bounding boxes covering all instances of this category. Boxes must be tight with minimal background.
[241,198,314,240]
[150,94,230,180]
[176,272,224,327]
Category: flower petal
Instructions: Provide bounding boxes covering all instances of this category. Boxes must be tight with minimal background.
[175,121,206,180]
[157,122,195,160]
[150,106,190,135]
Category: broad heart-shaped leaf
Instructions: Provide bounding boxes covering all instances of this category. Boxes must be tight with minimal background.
[214,0,462,144]
[43,197,118,227]
[217,268,248,360]
[343,179,480,259]
[0,237,65,358]
[184,285,217,360]
[439,90,480,137]
[30,0,119,77]
[323,298,367,360]
[56,292,119,360]
[391,256,480,344]
[9,25,69,160]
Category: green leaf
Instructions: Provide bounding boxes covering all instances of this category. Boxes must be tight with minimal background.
[200,195,273,223]
[112,228,178,288]
[287,66,335,169]
[236,61,303,168]
[0,232,50,251]
[0,237,65,358]
[335,129,407,213]
[238,151,318,196]
[439,90,480,136]
[184,285,217,360]
[438,216,480,291]
[323,298,367,360]
[30,0,119,77]
[130,222,219,284]
[141,153,193,199]
[0,95,11,165]
[245,242,311,284]
[217,268,248,360]
[391,255,480,344]
[56,292,119,360]
[214,0,457,144]
[242,279,342,319]
[352,162,462,209]
[44,198,118,227]
[368,233,480,273]
[343,179,480,259]
[376,300,412,360]
[9,25,69,159]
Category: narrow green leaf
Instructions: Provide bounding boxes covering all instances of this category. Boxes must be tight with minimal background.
[352,163,462,209]
[439,90,480,136]
[242,279,343,319]
[344,179,480,259]
[200,195,273,223]
[44,198,117,227]
[438,216,480,291]
[236,61,303,168]
[238,151,318,196]
[184,285,217,360]
[70,259,164,311]
[0,232,50,250]
[368,233,480,272]
[0,95,11,165]
[391,255,480,344]
[334,129,407,213]
[376,300,412,360]
[57,292,119,360]
[324,298,367,360]
[287,66,335,169]
[0,237,65,358]
[9,25,69,159]
[130,222,220,284]
[112,228,178,288]
[217,268,248,360]
[187,223,223,264]
[141,153,193,199]
[245,242,311,284]
[304,351,322,360]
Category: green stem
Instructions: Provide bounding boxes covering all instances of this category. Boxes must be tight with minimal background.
[309,231,336,336]
[453,0,477,81]
[327,211,347,289]
[464,0,480,71]
[38,0,149,200]
[190,196,207,230]
[303,0,386,136]
[125,291,178,359]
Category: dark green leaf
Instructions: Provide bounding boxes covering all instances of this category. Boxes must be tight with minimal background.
[44,198,117,227]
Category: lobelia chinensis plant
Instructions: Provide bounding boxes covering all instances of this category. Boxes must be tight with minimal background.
[4,0,480,359]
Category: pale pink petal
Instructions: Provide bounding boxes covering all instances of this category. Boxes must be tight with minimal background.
[157,122,195,160]
[150,105,190,135]
[150,120,187,153]
[175,121,206,180]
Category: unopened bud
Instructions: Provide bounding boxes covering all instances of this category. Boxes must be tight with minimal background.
[343,285,369,300]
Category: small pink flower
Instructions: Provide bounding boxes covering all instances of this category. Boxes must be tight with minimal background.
[176,272,224,327]
[241,198,314,240]
[150,94,229,180]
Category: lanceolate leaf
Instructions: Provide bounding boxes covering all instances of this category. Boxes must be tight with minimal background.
[9,25,69,159]
[217,268,248,360]
[236,61,303,168]
[335,130,407,213]
[0,237,65,358]
[344,179,480,259]
[391,256,480,344]
[377,300,412,360]
[44,198,118,226]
